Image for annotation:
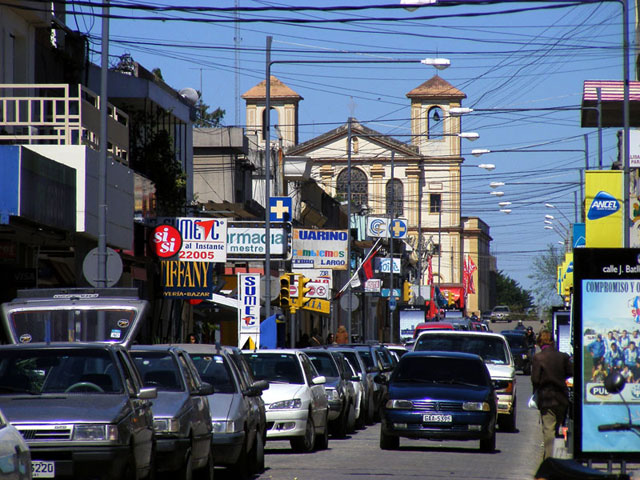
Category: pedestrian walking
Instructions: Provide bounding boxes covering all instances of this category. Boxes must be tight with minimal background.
[335,325,349,344]
[531,329,573,460]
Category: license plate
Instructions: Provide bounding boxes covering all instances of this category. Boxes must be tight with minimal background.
[423,414,452,423]
[32,460,55,478]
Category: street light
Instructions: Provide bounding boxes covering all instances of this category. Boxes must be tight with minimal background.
[420,57,451,70]
[500,209,512,214]
[490,191,505,197]
[490,182,505,188]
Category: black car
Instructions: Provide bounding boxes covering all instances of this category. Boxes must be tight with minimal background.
[131,346,214,480]
[501,330,533,375]
[377,351,498,452]
[0,343,157,480]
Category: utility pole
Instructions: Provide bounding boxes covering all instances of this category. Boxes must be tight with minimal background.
[389,151,395,343]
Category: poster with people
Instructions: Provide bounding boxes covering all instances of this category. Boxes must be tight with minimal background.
[574,248,640,457]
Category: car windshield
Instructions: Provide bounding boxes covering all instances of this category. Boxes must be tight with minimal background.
[393,356,490,387]
[188,353,236,394]
[131,351,185,392]
[504,335,527,349]
[414,334,509,364]
[0,348,123,394]
[306,352,339,377]
[8,309,135,343]
[244,353,304,384]
[493,307,509,313]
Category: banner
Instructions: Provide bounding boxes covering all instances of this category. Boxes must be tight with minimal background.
[292,229,348,270]
[585,171,623,247]
[238,273,261,349]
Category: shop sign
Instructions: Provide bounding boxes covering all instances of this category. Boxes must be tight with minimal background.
[238,274,260,335]
[227,227,286,258]
[292,229,348,270]
[160,260,215,298]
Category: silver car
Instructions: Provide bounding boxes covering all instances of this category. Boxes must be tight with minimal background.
[178,344,268,477]
[0,408,30,480]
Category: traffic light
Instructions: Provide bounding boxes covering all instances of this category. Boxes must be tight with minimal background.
[447,290,455,306]
[296,275,312,309]
[279,274,292,311]
[403,281,413,302]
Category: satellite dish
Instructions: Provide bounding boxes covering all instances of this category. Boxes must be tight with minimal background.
[179,87,199,105]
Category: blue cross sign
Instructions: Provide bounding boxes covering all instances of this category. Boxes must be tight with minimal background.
[389,219,407,239]
[269,197,292,222]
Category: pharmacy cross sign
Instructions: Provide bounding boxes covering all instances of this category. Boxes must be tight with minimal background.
[269,197,292,222]
[390,219,407,239]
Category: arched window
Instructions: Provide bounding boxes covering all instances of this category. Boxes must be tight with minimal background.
[336,168,368,210]
[427,106,443,139]
[386,179,404,217]
[261,107,279,140]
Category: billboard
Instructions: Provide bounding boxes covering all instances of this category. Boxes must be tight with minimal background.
[573,248,640,459]
[159,261,216,298]
[585,171,623,247]
[158,217,228,262]
[292,229,348,270]
[238,273,261,349]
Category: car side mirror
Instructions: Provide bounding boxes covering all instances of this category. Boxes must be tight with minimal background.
[137,387,157,400]
[312,375,326,385]
[245,380,269,397]
[373,373,387,385]
[198,382,214,396]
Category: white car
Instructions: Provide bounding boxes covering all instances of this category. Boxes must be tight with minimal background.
[0,408,30,480]
[243,350,329,452]
[413,331,517,432]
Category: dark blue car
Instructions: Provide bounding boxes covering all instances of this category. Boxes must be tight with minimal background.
[377,351,498,452]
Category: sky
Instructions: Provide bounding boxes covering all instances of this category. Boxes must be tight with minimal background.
[67,0,628,299]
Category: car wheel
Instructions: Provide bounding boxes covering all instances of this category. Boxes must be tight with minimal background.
[498,401,517,432]
[290,415,316,453]
[346,402,357,433]
[379,427,399,450]
[230,438,249,479]
[253,433,265,473]
[479,429,496,453]
[314,412,329,450]
[355,397,366,429]
[176,449,193,480]
[193,450,214,480]
[331,408,348,438]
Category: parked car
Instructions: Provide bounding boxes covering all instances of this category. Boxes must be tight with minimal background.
[130,345,213,480]
[383,344,408,361]
[377,351,498,452]
[243,350,329,453]
[413,331,517,432]
[346,345,393,420]
[490,305,512,323]
[341,355,365,429]
[0,407,30,480]
[413,322,455,339]
[0,343,156,480]
[177,344,268,477]
[501,331,533,375]
[304,349,356,437]
[328,347,375,426]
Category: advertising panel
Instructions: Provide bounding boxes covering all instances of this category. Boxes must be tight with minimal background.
[292,229,348,270]
[159,261,215,298]
[376,257,401,274]
[573,248,640,459]
[227,227,286,257]
[238,274,261,348]
[399,307,426,343]
[159,217,228,262]
[290,269,332,299]
[585,171,623,248]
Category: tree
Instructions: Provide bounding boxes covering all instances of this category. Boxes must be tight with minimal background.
[496,271,534,312]
[194,97,225,128]
[528,244,564,309]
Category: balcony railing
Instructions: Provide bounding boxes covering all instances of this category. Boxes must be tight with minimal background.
[0,84,129,165]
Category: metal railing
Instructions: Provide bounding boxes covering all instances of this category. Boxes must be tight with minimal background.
[0,84,129,164]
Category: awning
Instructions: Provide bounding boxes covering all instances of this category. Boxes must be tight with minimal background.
[581,80,640,127]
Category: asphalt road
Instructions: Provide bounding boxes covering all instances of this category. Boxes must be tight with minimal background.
[217,370,546,479]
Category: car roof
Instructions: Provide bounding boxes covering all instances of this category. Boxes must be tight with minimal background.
[402,350,484,362]
[416,330,506,341]
[130,344,185,353]
[157,343,225,355]
[243,349,299,355]
[415,322,455,328]
[0,342,122,351]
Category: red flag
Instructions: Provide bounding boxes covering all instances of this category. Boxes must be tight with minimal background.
[463,256,469,296]
[360,246,379,283]
[465,255,477,294]
[427,256,433,286]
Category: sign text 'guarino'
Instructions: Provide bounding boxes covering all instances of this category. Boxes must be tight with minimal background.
[160,260,215,298]
[292,228,348,270]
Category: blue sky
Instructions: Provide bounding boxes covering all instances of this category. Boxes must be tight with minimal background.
[69,1,627,298]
